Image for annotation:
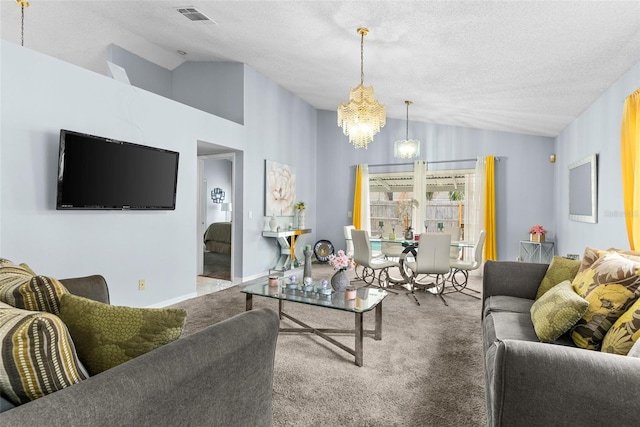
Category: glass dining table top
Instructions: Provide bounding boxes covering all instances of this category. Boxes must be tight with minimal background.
[346,235,476,251]
[242,281,388,313]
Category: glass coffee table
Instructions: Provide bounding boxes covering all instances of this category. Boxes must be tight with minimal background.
[242,282,388,366]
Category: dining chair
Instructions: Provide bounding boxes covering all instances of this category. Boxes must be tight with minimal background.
[442,226,461,260]
[343,225,361,281]
[381,241,404,260]
[448,230,486,299]
[351,229,400,293]
[344,225,356,257]
[402,232,452,306]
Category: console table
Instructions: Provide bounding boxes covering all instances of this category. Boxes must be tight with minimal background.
[519,240,555,264]
[262,228,311,272]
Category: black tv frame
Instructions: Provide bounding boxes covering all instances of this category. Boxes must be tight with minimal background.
[56,129,179,210]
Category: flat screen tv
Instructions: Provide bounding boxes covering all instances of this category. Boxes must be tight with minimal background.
[56,129,179,210]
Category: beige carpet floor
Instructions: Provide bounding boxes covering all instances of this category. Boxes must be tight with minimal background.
[172,263,487,426]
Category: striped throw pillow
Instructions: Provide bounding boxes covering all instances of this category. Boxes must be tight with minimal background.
[0,260,69,315]
[0,302,89,405]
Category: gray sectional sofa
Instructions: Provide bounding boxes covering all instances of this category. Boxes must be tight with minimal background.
[1,275,280,426]
[482,260,640,427]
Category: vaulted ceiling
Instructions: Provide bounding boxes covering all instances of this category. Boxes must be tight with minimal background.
[1,1,639,137]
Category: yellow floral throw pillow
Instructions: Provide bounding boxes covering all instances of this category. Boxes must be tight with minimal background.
[531,280,589,342]
[601,297,640,355]
[571,250,640,350]
[536,256,582,300]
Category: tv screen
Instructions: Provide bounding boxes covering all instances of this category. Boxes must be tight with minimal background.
[56,129,179,210]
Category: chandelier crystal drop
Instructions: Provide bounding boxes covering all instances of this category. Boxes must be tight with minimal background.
[337,27,386,149]
[394,100,420,159]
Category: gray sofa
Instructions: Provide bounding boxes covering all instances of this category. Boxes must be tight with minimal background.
[1,275,279,426]
[482,260,640,427]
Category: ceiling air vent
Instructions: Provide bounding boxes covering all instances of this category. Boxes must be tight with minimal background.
[176,7,215,23]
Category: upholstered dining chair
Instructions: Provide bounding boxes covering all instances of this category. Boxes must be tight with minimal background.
[442,226,461,260]
[351,229,400,293]
[344,225,356,257]
[402,233,452,306]
[448,230,486,299]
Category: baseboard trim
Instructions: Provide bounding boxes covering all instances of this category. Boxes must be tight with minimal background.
[147,291,198,308]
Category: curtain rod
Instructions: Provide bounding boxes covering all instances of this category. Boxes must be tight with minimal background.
[359,158,480,168]
[354,157,503,168]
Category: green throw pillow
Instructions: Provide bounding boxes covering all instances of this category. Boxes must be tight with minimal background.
[58,294,187,375]
[536,256,582,300]
[0,302,89,405]
[530,280,590,343]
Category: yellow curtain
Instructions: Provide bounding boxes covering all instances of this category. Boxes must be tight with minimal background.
[484,156,497,260]
[353,165,363,229]
[621,89,640,250]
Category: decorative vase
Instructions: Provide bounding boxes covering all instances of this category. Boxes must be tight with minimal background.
[404,229,414,240]
[269,215,278,232]
[303,248,313,280]
[331,270,350,292]
[530,233,545,242]
[297,210,306,229]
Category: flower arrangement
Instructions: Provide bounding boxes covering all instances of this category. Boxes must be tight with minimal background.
[328,250,355,272]
[529,224,547,235]
[295,201,306,210]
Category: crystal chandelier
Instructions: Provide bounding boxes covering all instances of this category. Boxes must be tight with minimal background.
[337,28,386,149]
[394,100,421,159]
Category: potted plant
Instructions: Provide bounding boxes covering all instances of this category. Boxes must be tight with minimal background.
[529,224,547,242]
[327,250,355,292]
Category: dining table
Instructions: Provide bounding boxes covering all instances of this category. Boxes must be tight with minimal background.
[364,235,476,290]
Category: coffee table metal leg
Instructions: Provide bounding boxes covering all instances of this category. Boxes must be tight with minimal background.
[245,294,253,311]
[375,302,382,340]
[279,299,284,319]
[355,312,363,367]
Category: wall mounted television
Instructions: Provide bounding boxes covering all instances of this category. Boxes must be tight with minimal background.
[568,153,597,223]
[56,129,179,210]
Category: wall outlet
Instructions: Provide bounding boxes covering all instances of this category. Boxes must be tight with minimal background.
[138,279,146,291]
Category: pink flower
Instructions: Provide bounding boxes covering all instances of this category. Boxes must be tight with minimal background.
[529,224,547,235]
[328,250,355,271]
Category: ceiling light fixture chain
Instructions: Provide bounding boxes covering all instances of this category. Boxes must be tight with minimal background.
[337,27,386,149]
[394,100,420,159]
[405,100,411,140]
[359,27,368,85]
[16,0,29,47]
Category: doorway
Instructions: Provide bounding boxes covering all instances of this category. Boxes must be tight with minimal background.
[197,148,235,283]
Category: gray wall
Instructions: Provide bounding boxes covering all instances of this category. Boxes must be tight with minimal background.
[2,38,637,307]
[172,62,244,125]
[107,44,172,99]
[554,61,640,256]
[0,41,317,307]
[315,111,556,262]
[108,45,244,124]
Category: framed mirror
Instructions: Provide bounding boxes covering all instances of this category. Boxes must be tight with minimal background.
[568,153,598,223]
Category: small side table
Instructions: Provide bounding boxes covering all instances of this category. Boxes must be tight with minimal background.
[262,229,311,272]
[519,240,555,264]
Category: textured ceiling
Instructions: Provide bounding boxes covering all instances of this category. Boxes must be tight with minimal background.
[2,0,639,137]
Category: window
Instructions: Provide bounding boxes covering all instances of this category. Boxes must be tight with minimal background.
[369,169,475,239]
